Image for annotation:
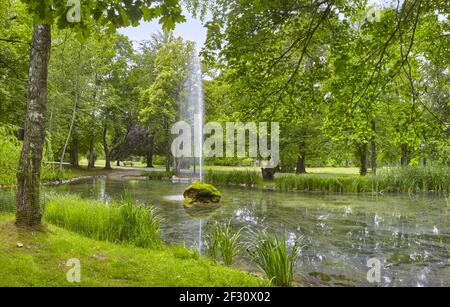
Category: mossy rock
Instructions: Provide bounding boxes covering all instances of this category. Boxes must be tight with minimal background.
[183,181,221,206]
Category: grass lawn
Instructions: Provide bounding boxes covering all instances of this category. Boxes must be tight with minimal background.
[0,214,265,287]
[305,167,361,176]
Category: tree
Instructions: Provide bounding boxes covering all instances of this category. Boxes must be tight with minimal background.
[16,0,186,227]
[139,37,193,172]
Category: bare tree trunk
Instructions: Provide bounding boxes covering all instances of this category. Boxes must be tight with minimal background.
[296,154,307,174]
[359,143,368,176]
[16,24,51,227]
[370,120,377,175]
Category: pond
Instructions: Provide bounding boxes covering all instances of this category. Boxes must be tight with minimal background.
[47,178,449,287]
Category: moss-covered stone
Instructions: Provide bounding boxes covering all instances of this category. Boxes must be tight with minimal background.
[183,181,221,206]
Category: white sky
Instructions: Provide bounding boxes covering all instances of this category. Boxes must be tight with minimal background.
[118,12,208,50]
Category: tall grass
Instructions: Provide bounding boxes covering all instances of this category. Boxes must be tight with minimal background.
[145,171,175,181]
[44,194,161,248]
[246,230,300,287]
[275,166,450,194]
[206,222,242,266]
[205,170,263,187]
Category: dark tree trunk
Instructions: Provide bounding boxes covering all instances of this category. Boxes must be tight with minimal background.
[359,143,368,176]
[370,120,377,175]
[262,167,278,180]
[116,160,120,167]
[296,154,307,174]
[16,24,51,227]
[146,136,154,168]
[70,128,79,168]
[87,137,95,169]
[103,126,112,170]
[401,144,409,166]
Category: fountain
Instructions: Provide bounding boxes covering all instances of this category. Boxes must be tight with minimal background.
[177,46,204,181]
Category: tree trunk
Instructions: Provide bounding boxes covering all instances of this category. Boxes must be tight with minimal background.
[60,45,82,170]
[70,128,79,168]
[370,120,377,175]
[359,143,368,176]
[87,137,95,169]
[103,126,112,170]
[164,120,171,172]
[401,144,409,166]
[16,24,51,227]
[296,154,307,174]
[146,136,154,168]
[262,167,278,180]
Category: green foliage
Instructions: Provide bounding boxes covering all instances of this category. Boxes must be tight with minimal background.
[145,171,176,180]
[205,170,263,186]
[275,166,450,194]
[247,230,300,287]
[206,222,242,266]
[44,194,162,248]
[0,125,21,186]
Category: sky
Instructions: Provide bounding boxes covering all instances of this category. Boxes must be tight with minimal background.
[118,12,208,50]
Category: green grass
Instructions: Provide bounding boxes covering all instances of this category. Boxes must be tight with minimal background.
[275,166,450,194]
[306,167,361,175]
[246,230,300,287]
[0,213,265,287]
[206,222,242,266]
[205,170,263,187]
[44,194,161,248]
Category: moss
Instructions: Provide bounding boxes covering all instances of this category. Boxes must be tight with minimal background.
[183,181,222,205]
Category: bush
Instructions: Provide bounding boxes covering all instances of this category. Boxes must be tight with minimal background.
[44,194,161,248]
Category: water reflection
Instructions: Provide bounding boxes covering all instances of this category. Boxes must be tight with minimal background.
[46,178,450,287]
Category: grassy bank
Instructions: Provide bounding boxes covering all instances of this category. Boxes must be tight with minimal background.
[0,214,264,287]
[275,166,450,194]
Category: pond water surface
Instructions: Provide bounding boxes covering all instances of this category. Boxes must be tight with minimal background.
[48,178,449,287]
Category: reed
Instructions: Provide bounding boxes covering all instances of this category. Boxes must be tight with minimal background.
[206,222,242,266]
[246,230,300,287]
[44,193,161,248]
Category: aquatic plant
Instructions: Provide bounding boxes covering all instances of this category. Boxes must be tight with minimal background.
[275,166,450,194]
[206,222,242,266]
[246,230,300,287]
